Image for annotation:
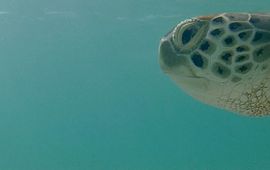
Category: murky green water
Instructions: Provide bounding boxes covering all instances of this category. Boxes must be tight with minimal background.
[1,0,270,169]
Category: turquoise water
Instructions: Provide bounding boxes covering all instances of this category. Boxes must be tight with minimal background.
[1,0,270,169]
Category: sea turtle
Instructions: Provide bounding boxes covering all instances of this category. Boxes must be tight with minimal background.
[159,13,270,116]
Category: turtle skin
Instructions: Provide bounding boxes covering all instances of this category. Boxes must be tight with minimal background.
[159,13,270,116]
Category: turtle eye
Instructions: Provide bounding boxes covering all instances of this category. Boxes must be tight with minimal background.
[182,27,198,45]
[173,20,208,52]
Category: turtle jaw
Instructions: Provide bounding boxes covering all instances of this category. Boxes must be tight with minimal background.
[158,38,198,78]
[159,38,181,71]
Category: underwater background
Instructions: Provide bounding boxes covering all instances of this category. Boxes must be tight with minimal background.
[1,0,270,169]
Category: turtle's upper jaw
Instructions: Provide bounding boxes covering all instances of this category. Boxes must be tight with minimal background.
[159,18,210,75]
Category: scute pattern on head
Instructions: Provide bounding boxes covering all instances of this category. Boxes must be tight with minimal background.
[159,13,270,116]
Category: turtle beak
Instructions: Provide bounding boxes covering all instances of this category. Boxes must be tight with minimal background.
[158,38,199,78]
[159,38,182,72]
